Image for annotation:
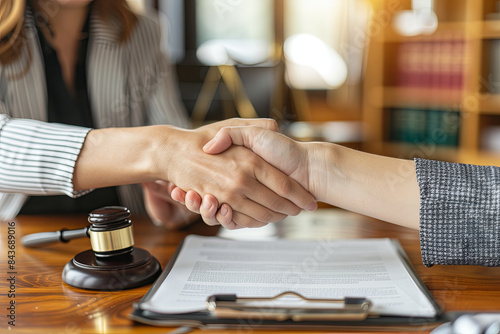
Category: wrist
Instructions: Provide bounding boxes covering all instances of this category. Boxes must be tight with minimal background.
[148,125,209,185]
[74,125,175,190]
[304,142,342,204]
[145,125,183,183]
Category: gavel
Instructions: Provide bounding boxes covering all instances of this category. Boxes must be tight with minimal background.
[22,206,161,291]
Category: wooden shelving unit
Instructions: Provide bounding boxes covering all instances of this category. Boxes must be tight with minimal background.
[363,0,500,165]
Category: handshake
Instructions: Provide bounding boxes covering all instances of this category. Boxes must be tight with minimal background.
[77,118,419,231]
[165,118,319,230]
[141,118,320,230]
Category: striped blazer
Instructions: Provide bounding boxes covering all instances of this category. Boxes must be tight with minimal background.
[0,8,190,220]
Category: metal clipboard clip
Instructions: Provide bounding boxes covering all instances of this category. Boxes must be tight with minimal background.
[206,291,372,322]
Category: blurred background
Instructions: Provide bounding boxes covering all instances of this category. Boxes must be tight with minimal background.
[130,0,500,166]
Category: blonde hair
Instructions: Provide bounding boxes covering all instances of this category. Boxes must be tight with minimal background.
[0,0,138,65]
[0,0,25,65]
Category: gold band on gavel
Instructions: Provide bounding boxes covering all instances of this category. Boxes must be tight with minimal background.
[89,226,134,253]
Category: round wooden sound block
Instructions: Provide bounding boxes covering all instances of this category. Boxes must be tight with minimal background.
[62,247,161,291]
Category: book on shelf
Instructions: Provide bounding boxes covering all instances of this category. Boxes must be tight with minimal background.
[395,34,464,104]
[389,108,460,147]
[486,4,500,94]
[490,39,500,94]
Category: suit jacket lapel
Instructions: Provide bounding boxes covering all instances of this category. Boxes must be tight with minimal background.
[2,9,47,121]
[87,10,129,128]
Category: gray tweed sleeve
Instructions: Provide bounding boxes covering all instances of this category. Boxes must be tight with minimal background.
[415,158,500,267]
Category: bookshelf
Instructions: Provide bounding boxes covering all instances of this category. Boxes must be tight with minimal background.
[363,0,500,166]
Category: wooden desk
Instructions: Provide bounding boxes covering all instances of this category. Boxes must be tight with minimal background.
[1,209,500,333]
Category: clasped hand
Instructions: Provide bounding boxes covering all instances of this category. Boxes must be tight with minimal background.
[144,119,316,229]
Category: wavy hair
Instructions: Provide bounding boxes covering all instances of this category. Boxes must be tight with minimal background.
[0,0,138,66]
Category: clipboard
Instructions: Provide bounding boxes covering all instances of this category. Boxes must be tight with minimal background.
[206,292,372,321]
[130,236,446,331]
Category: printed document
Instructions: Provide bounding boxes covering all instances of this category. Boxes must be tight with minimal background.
[140,235,436,317]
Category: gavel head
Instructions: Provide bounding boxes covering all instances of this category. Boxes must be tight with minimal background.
[88,206,135,258]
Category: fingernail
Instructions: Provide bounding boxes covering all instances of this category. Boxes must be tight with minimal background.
[220,205,228,216]
[203,138,215,151]
[305,202,318,212]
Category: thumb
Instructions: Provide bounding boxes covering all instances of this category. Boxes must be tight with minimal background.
[203,126,264,154]
[202,128,234,154]
[203,126,308,192]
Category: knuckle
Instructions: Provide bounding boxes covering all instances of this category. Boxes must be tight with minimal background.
[289,206,301,216]
[219,127,230,135]
[203,217,219,226]
[282,205,301,217]
[252,222,269,228]
[223,186,239,200]
[222,221,238,230]
[232,213,252,227]
[200,205,215,218]
[266,119,278,131]
[277,178,294,196]
[230,175,251,193]
[244,218,269,228]
[268,197,301,217]
[255,209,280,223]
[242,150,260,165]
[185,201,199,213]
[258,211,273,223]
[271,212,287,223]
[269,198,286,213]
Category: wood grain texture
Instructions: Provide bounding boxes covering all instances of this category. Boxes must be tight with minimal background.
[1,210,500,333]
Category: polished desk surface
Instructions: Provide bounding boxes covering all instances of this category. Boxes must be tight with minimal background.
[1,209,500,333]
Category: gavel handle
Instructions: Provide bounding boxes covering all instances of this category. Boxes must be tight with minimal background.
[22,227,89,247]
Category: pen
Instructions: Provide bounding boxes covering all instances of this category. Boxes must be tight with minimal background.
[166,326,194,334]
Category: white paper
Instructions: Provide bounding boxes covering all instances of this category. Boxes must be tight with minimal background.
[140,235,436,317]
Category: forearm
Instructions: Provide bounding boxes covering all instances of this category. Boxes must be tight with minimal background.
[73,125,172,190]
[309,143,420,229]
